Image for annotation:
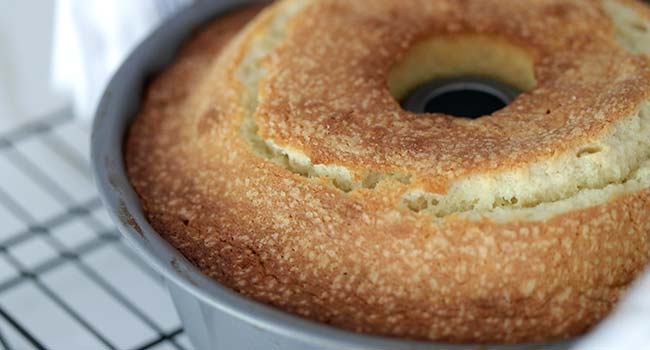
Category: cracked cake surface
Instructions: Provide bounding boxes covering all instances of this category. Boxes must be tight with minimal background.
[126,0,650,343]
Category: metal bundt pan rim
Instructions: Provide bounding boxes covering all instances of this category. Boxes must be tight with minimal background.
[91,1,577,348]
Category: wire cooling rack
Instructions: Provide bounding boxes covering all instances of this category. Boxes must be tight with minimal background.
[0,109,193,350]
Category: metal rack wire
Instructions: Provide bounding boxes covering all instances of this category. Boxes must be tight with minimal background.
[0,110,192,350]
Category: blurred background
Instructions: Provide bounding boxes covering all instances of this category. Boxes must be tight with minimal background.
[0,0,66,132]
[0,1,195,349]
[0,1,648,350]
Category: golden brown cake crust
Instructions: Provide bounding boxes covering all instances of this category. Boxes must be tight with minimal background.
[126,0,650,343]
[255,0,650,193]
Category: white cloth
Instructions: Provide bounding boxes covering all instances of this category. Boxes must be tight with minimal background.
[50,2,650,349]
[51,0,192,121]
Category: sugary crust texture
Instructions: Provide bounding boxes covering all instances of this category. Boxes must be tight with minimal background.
[126,1,650,343]
[255,0,650,192]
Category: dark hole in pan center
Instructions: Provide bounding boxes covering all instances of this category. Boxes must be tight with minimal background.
[401,76,521,119]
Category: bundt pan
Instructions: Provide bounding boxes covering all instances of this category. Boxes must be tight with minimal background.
[92,0,650,349]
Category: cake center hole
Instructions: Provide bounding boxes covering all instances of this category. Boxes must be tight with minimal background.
[402,77,520,118]
[387,34,537,118]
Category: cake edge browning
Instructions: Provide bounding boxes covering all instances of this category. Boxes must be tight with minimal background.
[126,0,650,344]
